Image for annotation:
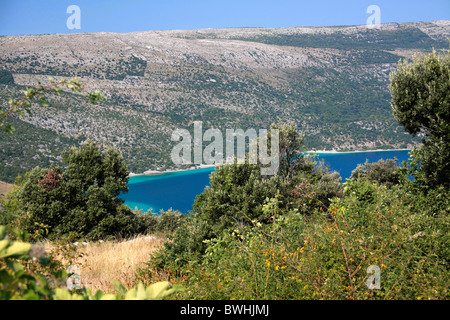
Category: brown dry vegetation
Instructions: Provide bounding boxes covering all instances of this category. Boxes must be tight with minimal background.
[0,181,13,199]
[44,234,167,294]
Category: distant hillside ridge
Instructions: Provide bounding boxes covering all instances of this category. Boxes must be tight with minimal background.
[1,20,449,181]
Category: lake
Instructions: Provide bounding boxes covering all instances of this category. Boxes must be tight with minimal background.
[121,149,411,214]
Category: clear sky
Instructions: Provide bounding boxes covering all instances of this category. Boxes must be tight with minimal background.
[0,0,449,36]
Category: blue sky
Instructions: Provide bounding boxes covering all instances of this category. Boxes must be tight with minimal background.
[0,0,449,36]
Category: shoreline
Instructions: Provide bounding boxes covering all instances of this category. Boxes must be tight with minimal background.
[128,148,411,178]
[128,164,216,178]
[305,148,411,154]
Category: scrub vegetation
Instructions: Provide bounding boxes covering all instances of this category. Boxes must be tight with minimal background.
[0,46,449,300]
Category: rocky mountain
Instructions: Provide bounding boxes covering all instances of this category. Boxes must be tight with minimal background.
[1,20,449,182]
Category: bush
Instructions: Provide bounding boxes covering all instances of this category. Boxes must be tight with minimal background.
[390,49,450,188]
[0,69,14,85]
[343,178,378,204]
[14,141,149,240]
[149,144,341,273]
[137,119,448,300]
[350,158,403,188]
[155,209,183,233]
[171,182,449,300]
[290,171,343,214]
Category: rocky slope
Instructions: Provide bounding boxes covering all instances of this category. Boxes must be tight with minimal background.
[1,20,449,181]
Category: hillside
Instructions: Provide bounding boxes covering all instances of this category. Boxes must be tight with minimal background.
[1,20,449,182]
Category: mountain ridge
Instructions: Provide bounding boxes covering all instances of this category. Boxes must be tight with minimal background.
[1,20,449,182]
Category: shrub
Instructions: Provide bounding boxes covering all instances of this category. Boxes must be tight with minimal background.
[173,183,449,300]
[350,158,402,188]
[390,49,450,188]
[149,144,341,272]
[290,171,343,214]
[15,141,149,240]
[155,209,183,233]
[0,70,14,85]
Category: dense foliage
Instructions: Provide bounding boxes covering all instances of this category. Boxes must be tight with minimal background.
[390,49,450,188]
[349,158,402,188]
[0,141,184,300]
[138,142,449,299]
[1,48,449,300]
[151,124,343,269]
[164,180,448,299]
[1,140,174,241]
[0,70,14,85]
[137,113,449,300]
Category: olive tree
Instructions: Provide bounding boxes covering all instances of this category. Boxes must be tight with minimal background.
[17,141,145,240]
[389,49,450,187]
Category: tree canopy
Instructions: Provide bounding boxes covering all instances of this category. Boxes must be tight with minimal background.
[389,49,450,187]
[16,140,141,240]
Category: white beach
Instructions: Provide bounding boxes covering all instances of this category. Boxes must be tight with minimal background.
[128,164,216,178]
[306,148,411,154]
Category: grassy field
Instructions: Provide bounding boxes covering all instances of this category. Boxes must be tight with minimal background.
[44,234,167,294]
[1,178,168,295]
[0,181,13,199]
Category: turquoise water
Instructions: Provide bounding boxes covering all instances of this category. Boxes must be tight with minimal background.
[121,149,411,214]
[310,149,411,182]
[123,166,215,214]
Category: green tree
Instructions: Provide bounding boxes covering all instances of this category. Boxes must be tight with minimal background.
[349,158,402,188]
[62,140,129,197]
[16,141,144,240]
[157,161,288,267]
[193,162,288,232]
[269,123,310,178]
[389,49,450,187]
[153,123,341,269]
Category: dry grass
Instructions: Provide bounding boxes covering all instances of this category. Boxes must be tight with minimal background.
[44,234,167,294]
[0,181,13,199]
